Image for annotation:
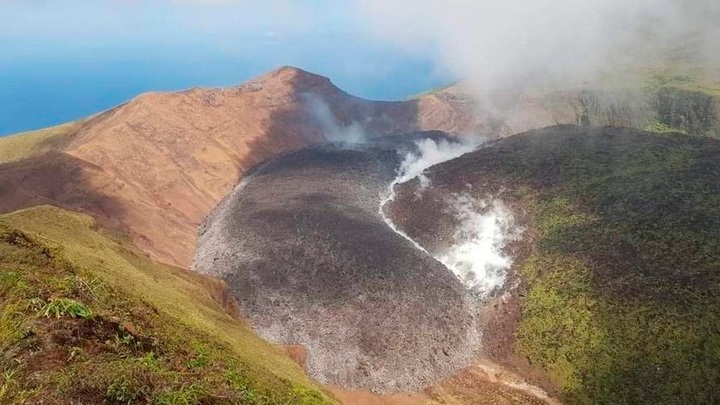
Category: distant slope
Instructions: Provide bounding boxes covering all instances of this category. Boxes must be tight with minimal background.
[0,121,82,164]
[387,126,720,403]
[0,205,336,404]
[429,68,720,138]
[0,66,482,267]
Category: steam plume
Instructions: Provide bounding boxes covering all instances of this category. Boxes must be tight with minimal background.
[436,195,520,296]
[381,136,521,297]
[302,93,367,145]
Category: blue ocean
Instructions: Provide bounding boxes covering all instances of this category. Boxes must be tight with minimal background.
[0,35,449,136]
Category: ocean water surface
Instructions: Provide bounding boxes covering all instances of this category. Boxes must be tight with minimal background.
[0,35,449,136]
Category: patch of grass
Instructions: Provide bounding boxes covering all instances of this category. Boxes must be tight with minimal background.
[42,298,92,319]
[0,121,80,164]
[0,369,36,404]
[645,121,688,135]
[0,208,337,404]
[153,384,208,405]
[643,68,720,98]
[186,343,211,370]
[106,377,143,403]
[0,302,26,351]
[643,69,694,92]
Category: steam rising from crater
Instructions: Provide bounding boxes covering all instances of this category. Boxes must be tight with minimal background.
[398,138,476,183]
[437,195,520,296]
[382,137,521,297]
[303,93,367,145]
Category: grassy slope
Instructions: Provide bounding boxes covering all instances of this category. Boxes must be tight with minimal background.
[478,127,720,403]
[641,66,720,97]
[638,68,720,136]
[0,122,81,164]
[0,206,337,404]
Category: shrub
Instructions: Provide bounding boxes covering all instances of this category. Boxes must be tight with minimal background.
[42,298,92,319]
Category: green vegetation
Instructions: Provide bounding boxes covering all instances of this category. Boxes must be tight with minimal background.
[42,298,92,319]
[639,68,720,137]
[0,206,336,404]
[642,68,720,98]
[479,127,720,403]
[644,121,688,135]
[0,122,81,164]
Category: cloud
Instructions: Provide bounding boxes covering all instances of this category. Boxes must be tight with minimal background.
[356,0,720,91]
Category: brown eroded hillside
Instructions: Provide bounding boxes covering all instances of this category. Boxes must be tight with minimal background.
[0,67,488,267]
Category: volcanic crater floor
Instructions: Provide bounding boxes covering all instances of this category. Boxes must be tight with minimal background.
[193,133,488,394]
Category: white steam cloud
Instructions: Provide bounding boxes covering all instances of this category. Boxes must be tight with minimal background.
[357,0,720,92]
[303,93,367,145]
[397,138,476,183]
[380,137,478,259]
[436,195,520,296]
[381,136,521,297]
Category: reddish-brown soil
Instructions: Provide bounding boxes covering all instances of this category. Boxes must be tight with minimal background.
[327,359,559,405]
[283,345,310,371]
[285,342,556,404]
[479,281,559,398]
[327,386,429,405]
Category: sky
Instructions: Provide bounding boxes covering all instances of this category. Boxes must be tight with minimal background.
[0,1,450,136]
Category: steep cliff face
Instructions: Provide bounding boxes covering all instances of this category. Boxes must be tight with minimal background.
[651,87,720,136]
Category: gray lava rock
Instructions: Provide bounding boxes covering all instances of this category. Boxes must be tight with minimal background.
[193,133,480,394]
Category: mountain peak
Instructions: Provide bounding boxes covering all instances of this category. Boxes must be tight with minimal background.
[246,65,334,92]
[272,65,328,80]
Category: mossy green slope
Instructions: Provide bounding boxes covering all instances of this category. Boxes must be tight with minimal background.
[0,205,337,404]
[641,69,720,137]
[499,127,720,404]
[423,126,720,404]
